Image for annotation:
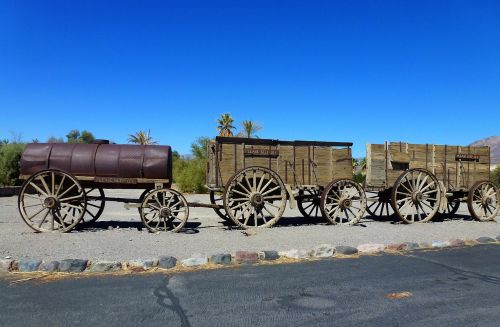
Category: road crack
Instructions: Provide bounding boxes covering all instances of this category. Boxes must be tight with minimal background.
[407,254,500,286]
[153,276,191,327]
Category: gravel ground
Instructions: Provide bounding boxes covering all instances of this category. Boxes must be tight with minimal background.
[1,189,499,261]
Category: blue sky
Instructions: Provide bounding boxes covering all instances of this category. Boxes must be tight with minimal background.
[1,0,499,157]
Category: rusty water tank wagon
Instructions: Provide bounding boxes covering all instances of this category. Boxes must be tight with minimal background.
[19,141,173,187]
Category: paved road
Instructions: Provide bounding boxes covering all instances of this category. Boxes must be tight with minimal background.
[1,191,499,261]
[1,245,499,326]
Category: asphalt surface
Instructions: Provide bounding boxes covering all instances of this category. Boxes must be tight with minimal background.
[1,190,499,261]
[1,245,499,326]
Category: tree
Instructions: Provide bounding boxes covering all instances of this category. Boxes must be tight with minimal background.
[66,130,81,143]
[240,120,261,138]
[128,130,157,145]
[217,113,235,137]
[65,130,95,144]
[47,136,64,143]
[79,130,95,144]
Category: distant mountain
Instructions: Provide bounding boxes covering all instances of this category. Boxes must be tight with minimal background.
[470,136,500,165]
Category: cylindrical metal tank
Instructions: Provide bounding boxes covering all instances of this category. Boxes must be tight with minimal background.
[20,142,172,187]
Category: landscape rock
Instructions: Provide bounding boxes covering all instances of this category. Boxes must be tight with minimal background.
[279,249,312,259]
[260,251,279,260]
[464,239,478,246]
[449,239,465,247]
[59,259,88,273]
[496,235,500,242]
[402,242,420,251]
[128,260,158,271]
[476,236,496,244]
[39,261,60,272]
[234,251,259,264]
[158,256,177,269]
[181,255,208,267]
[210,253,232,265]
[89,261,122,273]
[357,244,386,254]
[311,244,335,258]
[418,242,432,249]
[334,246,358,255]
[386,243,406,251]
[18,260,42,272]
[431,240,451,248]
[0,259,13,272]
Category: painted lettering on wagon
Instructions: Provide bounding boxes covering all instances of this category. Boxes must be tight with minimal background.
[455,154,480,162]
[94,177,138,184]
[244,148,280,158]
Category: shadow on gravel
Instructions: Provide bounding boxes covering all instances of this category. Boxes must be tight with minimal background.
[75,220,202,234]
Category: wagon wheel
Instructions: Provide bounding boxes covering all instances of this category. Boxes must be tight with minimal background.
[137,188,153,215]
[320,179,367,225]
[223,166,287,229]
[297,189,322,219]
[467,181,500,221]
[391,168,441,223]
[80,188,105,224]
[209,190,233,223]
[366,190,394,218]
[18,169,87,232]
[439,198,460,216]
[140,188,189,232]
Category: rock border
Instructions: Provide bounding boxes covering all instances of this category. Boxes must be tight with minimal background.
[1,236,499,274]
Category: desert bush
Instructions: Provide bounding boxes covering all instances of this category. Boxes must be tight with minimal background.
[0,143,25,186]
[491,166,500,188]
[174,137,210,193]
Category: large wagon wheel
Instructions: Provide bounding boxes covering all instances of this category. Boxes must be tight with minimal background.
[320,179,367,225]
[140,188,189,232]
[439,198,460,216]
[391,168,441,223]
[209,190,233,223]
[297,189,322,219]
[80,188,105,224]
[223,166,287,229]
[366,190,394,218]
[467,181,500,221]
[18,169,87,232]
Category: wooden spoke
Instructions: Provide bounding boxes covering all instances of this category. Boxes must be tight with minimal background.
[439,197,461,216]
[320,179,366,225]
[223,166,286,229]
[79,188,105,225]
[140,189,189,232]
[297,189,322,219]
[18,170,86,233]
[366,190,392,218]
[467,181,500,221]
[391,168,440,224]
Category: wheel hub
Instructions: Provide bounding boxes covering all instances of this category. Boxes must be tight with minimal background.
[412,192,423,203]
[340,198,352,209]
[483,197,493,206]
[43,196,57,209]
[250,193,264,207]
[159,207,172,218]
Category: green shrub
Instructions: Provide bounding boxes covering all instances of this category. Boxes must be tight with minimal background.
[491,166,500,188]
[0,143,25,186]
[173,137,210,193]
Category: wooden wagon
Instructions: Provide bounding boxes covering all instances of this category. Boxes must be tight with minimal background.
[206,136,366,228]
[365,142,499,223]
[17,141,189,233]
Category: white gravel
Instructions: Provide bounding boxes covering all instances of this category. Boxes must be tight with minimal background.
[1,189,499,261]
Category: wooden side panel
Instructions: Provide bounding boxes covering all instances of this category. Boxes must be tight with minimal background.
[278,145,294,185]
[313,146,332,186]
[366,144,387,188]
[331,148,353,181]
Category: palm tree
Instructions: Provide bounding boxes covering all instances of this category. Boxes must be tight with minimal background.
[128,130,158,145]
[241,120,261,138]
[217,113,235,137]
